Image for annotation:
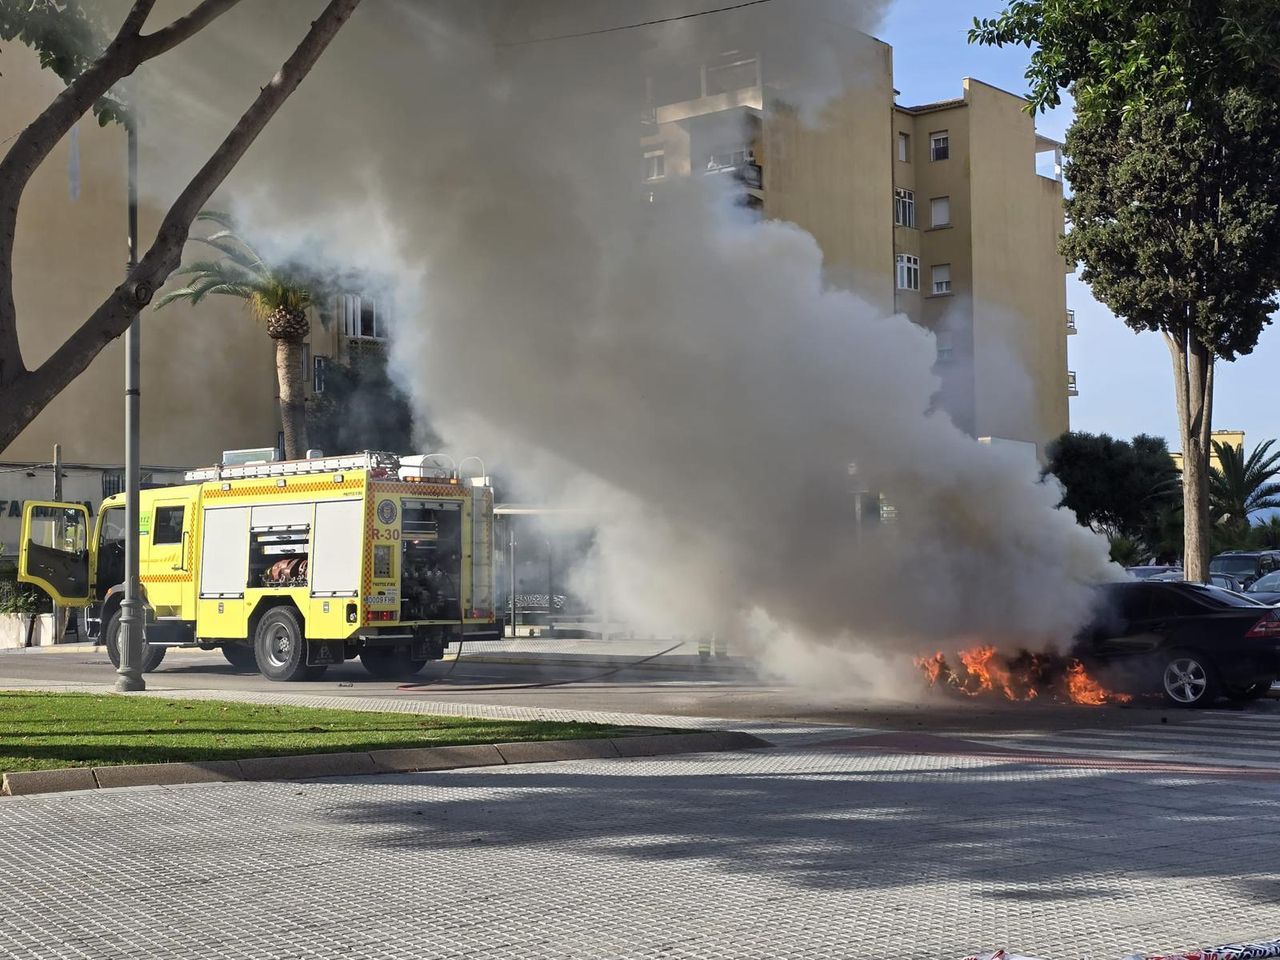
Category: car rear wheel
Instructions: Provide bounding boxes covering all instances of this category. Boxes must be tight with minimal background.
[103,609,167,673]
[1161,651,1218,707]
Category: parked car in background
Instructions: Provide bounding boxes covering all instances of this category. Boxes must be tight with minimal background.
[1245,570,1280,605]
[1209,550,1280,589]
[1149,570,1246,592]
[1078,581,1280,706]
[1126,565,1183,580]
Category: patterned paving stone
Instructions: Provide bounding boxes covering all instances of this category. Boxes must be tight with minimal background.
[1,744,1277,959]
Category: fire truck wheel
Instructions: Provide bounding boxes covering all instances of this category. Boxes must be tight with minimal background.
[221,642,258,672]
[102,609,168,673]
[253,607,309,682]
[358,646,422,679]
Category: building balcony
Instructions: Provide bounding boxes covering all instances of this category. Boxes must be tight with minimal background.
[1068,370,1079,397]
[1067,309,1077,335]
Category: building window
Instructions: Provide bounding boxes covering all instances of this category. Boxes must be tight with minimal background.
[644,150,666,182]
[894,188,916,228]
[706,147,752,173]
[897,132,910,163]
[936,332,954,363]
[932,263,952,295]
[153,506,184,545]
[930,131,950,161]
[339,294,387,341]
[313,355,328,394]
[896,254,920,291]
[930,196,951,227]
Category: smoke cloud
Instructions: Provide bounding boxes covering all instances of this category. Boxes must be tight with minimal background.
[133,0,1115,675]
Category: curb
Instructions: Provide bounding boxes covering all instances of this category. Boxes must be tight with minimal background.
[1,730,771,798]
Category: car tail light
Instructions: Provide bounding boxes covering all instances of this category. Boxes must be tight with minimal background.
[364,610,396,623]
[1246,610,1280,638]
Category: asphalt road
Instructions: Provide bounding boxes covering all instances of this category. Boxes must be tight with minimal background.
[3,644,1275,734]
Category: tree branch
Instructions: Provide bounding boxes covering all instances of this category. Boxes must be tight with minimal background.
[0,0,247,391]
[0,0,364,451]
[0,1,159,387]
[137,0,244,61]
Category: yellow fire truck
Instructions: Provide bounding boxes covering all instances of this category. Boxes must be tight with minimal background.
[17,452,500,681]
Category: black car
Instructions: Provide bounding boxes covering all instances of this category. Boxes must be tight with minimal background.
[1149,570,1246,592]
[1079,581,1280,706]
[1245,570,1280,606]
[1209,550,1280,589]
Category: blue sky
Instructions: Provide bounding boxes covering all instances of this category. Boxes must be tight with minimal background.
[876,1,1277,454]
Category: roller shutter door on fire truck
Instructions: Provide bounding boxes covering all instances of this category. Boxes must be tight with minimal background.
[201,507,251,597]
[311,499,362,596]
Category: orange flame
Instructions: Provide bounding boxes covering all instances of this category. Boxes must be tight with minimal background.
[915,646,1130,705]
[1064,661,1132,705]
[913,652,947,686]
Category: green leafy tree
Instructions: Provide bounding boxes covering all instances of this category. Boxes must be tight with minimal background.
[1144,503,1186,566]
[973,2,1280,582]
[1045,431,1180,551]
[155,212,314,459]
[1107,535,1142,568]
[0,0,362,454]
[1210,439,1280,534]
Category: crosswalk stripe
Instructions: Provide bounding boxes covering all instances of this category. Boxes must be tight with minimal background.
[1039,727,1278,750]
[976,733,1276,760]
[960,725,1280,768]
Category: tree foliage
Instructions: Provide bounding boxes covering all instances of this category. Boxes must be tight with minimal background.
[972,0,1280,581]
[0,0,125,124]
[1045,431,1180,543]
[155,211,315,321]
[1210,439,1280,531]
[1062,92,1280,361]
[971,0,1280,118]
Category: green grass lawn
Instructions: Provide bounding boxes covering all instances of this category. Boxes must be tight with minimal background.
[0,692,647,773]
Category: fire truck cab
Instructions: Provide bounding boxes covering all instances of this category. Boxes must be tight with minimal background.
[18,451,500,681]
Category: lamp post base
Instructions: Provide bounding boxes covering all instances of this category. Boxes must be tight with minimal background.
[114,672,144,692]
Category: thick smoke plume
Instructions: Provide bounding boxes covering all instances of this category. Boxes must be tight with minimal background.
[134,0,1115,673]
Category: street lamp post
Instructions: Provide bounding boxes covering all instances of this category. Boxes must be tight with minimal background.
[116,118,144,693]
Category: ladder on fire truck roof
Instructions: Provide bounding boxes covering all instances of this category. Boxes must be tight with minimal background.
[183,451,406,483]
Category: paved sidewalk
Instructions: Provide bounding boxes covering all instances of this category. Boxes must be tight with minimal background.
[1,729,1277,959]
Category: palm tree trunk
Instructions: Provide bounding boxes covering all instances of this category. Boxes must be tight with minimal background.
[275,339,309,460]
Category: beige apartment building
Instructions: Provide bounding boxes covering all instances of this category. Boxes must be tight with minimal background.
[637,31,1074,455]
[892,80,1072,449]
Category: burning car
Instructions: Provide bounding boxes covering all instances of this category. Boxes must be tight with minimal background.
[919,581,1280,707]
[1080,580,1280,705]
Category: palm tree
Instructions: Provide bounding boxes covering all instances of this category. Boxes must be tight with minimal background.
[1251,515,1280,549]
[1210,439,1280,534]
[155,211,312,460]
